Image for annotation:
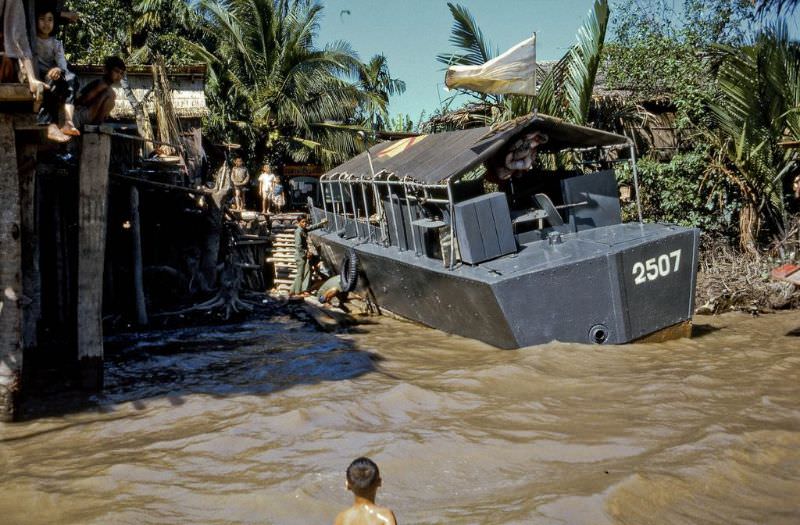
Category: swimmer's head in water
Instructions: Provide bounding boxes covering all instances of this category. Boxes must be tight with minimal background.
[346,457,380,495]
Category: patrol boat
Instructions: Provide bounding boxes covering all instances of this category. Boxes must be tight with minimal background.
[307,114,699,348]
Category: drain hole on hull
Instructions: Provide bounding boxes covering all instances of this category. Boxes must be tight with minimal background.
[589,324,609,344]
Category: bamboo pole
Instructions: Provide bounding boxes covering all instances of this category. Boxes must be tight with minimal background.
[77,131,111,390]
[111,173,212,196]
[130,186,148,326]
[0,115,23,421]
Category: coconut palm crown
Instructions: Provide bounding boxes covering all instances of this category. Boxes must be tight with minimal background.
[189,0,375,167]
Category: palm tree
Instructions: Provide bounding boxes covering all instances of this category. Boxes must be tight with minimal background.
[709,23,800,250]
[356,54,406,132]
[190,0,372,167]
[130,0,202,63]
[133,0,195,33]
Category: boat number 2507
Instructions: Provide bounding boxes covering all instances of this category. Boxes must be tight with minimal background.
[632,250,681,285]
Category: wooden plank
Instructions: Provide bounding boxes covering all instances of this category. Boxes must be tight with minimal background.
[0,115,22,421]
[238,234,270,240]
[234,239,269,246]
[77,132,111,390]
[0,84,33,102]
[299,303,340,331]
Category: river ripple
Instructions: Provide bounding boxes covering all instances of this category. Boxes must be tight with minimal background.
[1,311,799,524]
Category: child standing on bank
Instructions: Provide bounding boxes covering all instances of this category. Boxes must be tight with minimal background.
[34,5,79,140]
[257,163,276,214]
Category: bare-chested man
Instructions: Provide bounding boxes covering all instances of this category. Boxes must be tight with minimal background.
[334,457,397,525]
[74,55,125,127]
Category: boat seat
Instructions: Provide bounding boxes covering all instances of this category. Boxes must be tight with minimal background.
[534,193,565,227]
[454,192,517,264]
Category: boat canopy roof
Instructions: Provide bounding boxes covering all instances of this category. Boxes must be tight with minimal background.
[322,113,629,185]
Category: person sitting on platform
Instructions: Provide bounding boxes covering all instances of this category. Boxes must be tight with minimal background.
[73,55,125,128]
[34,4,80,141]
[231,156,250,210]
[289,214,326,297]
[0,0,47,95]
[334,457,397,525]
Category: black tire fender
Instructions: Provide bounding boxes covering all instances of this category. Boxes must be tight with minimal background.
[339,248,359,292]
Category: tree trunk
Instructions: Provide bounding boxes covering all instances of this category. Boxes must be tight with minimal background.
[738,199,761,254]
[201,167,231,288]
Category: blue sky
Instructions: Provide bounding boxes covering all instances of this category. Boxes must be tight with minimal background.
[316,1,800,124]
[317,0,598,122]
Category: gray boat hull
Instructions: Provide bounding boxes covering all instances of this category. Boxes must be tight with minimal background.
[310,221,699,349]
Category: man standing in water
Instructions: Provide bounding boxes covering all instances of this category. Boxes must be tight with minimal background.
[334,457,397,525]
[289,214,326,297]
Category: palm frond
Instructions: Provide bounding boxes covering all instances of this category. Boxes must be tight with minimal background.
[436,2,495,67]
[564,0,609,123]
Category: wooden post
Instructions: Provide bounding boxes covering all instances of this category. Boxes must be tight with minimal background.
[0,115,23,421]
[77,131,111,390]
[18,143,40,351]
[130,185,148,325]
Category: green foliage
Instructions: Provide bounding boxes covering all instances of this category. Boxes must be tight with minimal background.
[436,3,496,68]
[62,0,212,65]
[617,151,739,235]
[707,23,800,247]
[191,0,379,167]
[61,0,132,63]
[129,0,208,65]
[356,54,407,131]
[603,0,757,132]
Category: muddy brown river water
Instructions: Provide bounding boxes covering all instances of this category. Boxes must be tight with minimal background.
[1,310,799,524]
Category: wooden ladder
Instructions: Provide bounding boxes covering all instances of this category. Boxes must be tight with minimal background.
[268,223,297,292]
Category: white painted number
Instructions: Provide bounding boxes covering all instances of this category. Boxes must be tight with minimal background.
[632,249,682,285]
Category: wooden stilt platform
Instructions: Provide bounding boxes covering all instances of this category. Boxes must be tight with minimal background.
[0,110,113,418]
[76,131,112,389]
[0,114,23,421]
